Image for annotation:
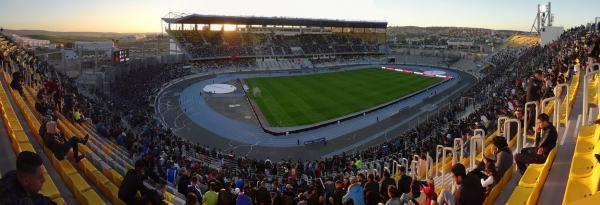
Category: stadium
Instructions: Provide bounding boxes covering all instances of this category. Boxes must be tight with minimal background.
[0,1,600,205]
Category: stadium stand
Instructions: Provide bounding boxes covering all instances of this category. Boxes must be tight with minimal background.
[1,14,599,205]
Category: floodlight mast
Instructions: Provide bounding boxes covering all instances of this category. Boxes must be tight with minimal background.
[530,2,553,35]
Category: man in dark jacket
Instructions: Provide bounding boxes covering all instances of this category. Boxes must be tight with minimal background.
[438,163,485,205]
[187,176,203,202]
[397,166,412,195]
[379,171,396,201]
[217,182,237,205]
[329,180,346,205]
[177,167,191,195]
[255,181,271,205]
[363,174,379,194]
[515,113,558,173]
[0,151,56,205]
[118,160,160,205]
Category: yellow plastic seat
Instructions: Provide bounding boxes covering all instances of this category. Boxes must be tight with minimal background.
[52,197,66,205]
[104,182,125,205]
[17,142,36,153]
[570,191,600,205]
[79,159,98,177]
[506,186,534,205]
[574,141,600,160]
[568,155,597,178]
[57,160,77,179]
[563,163,600,204]
[518,163,544,187]
[65,173,91,195]
[12,130,29,143]
[79,189,106,205]
[577,125,599,139]
[40,174,61,199]
[90,170,110,188]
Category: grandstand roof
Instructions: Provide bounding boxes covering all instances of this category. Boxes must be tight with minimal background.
[162,14,387,29]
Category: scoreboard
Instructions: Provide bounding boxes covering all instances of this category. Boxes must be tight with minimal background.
[113,49,130,64]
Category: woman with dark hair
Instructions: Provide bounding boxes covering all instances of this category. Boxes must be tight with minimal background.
[484,136,513,178]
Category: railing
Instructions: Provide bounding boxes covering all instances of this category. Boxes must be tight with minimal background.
[469,135,485,170]
[412,154,421,177]
[435,145,444,177]
[503,119,522,153]
[523,101,539,142]
[474,128,485,140]
[541,96,559,128]
[497,116,510,137]
[453,138,464,165]
[582,66,599,125]
[554,83,569,127]
[440,147,455,187]
[426,153,433,179]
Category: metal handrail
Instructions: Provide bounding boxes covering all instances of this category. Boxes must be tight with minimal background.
[469,135,485,170]
[583,67,600,125]
[497,116,509,137]
[441,147,454,188]
[504,119,522,152]
[541,96,559,128]
[553,83,569,127]
[426,153,433,179]
[412,154,421,177]
[523,101,539,141]
[453,138,464,165]
[474,129,485,140]
[435,145,444,177]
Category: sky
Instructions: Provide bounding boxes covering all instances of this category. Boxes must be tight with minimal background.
[0,0,598,33]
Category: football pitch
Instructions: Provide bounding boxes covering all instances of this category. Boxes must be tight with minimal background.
[244,68,444,127]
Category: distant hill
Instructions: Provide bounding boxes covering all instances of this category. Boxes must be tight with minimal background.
[3,29,160,45]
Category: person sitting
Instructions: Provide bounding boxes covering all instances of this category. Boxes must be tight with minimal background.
[397,166,412,195]
[342,177,365,205]
[187,176,203,202]
[480,163,498,195]
[42,116,88,162]
[10,70,24,95]
[73,108,83,123]
[363,174,378,194]
[515,113,557,174]
[379,171,397,201]
[0,151,56,205]
[203,182,220,205]
[385,186,401,205]
[437,163,484,205]
[421,177,436,205]
[217,182,237,205]
[186,192,198,205]
[483,136,513,178]
[118,160,161,205]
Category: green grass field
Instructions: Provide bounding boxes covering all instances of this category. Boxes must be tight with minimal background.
[244,68,444,127]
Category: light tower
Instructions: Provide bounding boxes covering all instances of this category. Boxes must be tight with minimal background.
[530,2,554,35]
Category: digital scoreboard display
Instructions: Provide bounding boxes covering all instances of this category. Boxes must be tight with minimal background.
[113,49,129,64]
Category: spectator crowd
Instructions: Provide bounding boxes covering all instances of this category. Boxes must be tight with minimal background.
[0,23,598,205]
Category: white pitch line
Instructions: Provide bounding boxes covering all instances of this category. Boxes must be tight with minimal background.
[562,114,581,146]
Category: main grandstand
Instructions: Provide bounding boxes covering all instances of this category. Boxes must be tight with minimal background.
[1,2,600,205]
[162,14,387,60]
